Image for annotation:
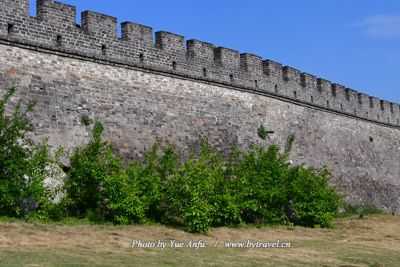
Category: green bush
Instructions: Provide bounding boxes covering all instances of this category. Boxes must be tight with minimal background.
[125,143,241,233]
[0,87,344,231]
[66,122,117,219]
[0,87,55,218]
[130,136,343,232]
[67,129,342,231]
[0,87,33,216]
[160,145,223,232]
[103,172,146,224]
[286,166,343,227]
[232,143,289,224]
[65,121,146,223]
[129,144,166,222]
[228,134,343,228]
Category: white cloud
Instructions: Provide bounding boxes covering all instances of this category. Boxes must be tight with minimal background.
[354,15,400,38]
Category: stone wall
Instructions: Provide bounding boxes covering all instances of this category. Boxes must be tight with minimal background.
[0,0,399,212]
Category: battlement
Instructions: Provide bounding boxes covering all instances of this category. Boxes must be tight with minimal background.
[0,0,399,127]
[121,21,152,44]
[1,0,30,17]
[36,0,76,27]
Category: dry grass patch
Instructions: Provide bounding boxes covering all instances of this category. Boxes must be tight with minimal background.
[0,215,399,266]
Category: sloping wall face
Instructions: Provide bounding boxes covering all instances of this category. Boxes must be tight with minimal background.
[0,0,399,212]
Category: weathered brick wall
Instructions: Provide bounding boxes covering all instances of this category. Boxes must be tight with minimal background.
[0,0,399,212]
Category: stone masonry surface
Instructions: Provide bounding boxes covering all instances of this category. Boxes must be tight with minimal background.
[0,0,399,212]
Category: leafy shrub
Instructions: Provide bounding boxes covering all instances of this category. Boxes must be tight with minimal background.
[230,143,289,225]
[66,122,121,220]
[104,171,146,224]
[65,121,146,223]
[22,142,60,219]
[0,88,344,231]
[286,166,343,227]
[127,143,240,233]
[183,199,213,233]
[0,87,54,218]
[0,87,33,216]
[133,136,343,232]
[228,134,343,228]
[160,144,223,232]
[129,144,166,222]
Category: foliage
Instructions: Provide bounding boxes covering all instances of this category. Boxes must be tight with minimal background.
[257,125,268,140]
[80,115,92,126]
[0,87,54,218]
[53,121,344,231]
[286,166,343,227]
[229,143,289,225]
[0,87,344,231]
[160,145,224,232]
[122,135,341,231]
[65,121,151,224]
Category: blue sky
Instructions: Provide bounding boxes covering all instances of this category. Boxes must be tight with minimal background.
[30,1,400,103]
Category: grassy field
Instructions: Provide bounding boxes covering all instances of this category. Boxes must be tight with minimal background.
[0,215,399,267]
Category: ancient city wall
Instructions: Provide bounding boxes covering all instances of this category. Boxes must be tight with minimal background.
[0,0,399,212]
